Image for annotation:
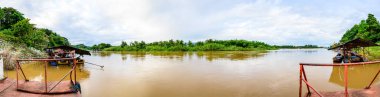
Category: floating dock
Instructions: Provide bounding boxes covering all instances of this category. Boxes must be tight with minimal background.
[308,85,380,97]
[0,78,80,97]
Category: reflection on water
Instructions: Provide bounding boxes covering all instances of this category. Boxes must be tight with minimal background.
[329,64,380,89]
[94,51,266,61]
[4,62,90,81]
[3,49,380,97]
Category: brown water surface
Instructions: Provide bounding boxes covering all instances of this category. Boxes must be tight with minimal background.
[3,49,380,97]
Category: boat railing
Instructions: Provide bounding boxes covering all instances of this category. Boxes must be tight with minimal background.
[299,61,380,97]
[15,58,78,93]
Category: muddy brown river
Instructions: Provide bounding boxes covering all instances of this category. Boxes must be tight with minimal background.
[3,49,380,97]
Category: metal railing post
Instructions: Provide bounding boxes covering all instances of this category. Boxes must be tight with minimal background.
[366,68,380,89]
[344,64,348,97]
[45,61,48,93]
[299,65,303,97]
[18,63,27,81]
[302,65,311,95]
[16,61,19,89]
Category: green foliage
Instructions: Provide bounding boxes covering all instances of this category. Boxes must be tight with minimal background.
[0,7,70,50]
[2,19,49,49]
[73,44,91,50]
[39,28,70,46]
[99,39,276,51]
[365,46,380,60]
[92,43,112,50]
[340,14,380,43]
[0,7,25,30]
[121,41,128,47]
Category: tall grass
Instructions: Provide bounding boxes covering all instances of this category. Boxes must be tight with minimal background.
[0,40,47,70]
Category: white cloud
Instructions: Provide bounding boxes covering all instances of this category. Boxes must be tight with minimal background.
[1,0,379,46]
[207,1,355,46]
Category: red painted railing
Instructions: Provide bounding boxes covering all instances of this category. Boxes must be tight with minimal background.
[15,58,77,93]
[299,61,380,97]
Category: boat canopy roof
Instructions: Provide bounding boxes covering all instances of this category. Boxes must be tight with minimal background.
[329,38,378,50]
[45,45,91,56]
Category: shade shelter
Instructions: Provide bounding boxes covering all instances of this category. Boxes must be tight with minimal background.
[329,38,378,50]
[45,45,91,56]
[329,38,378,63]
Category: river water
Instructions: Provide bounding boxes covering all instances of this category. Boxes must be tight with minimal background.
[4,49,380,97]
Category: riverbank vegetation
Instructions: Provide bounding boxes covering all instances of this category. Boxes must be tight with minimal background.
[337,13,380,60]
[339,14,380,43]
[0,7,69,70]
[74,40,323,51]
[0,7,70,50]
[76,39,277,51]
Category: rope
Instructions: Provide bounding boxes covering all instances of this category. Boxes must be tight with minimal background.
[85,62,104,68]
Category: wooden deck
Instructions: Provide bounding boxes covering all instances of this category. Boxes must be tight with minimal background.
[0,78,80,97]
[309,85,380,97]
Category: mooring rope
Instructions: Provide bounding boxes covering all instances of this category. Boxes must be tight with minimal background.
[85,62,104,68]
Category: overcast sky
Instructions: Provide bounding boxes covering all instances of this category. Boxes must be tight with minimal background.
[1,0,379,46]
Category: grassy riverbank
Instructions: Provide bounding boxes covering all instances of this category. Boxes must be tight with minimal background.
[367,46,380,60]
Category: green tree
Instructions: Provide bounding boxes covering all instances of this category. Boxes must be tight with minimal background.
[93,43,111,50]
[73,44,91,50]
[340,14,380,43]
[27,29,49,49]
[12,19,48,49]
[0,7,25,30]
[121,41,128,47]
[0,7,70,50]
[366,14,380,42]
[187,41,194,47]
[39,28,70,46]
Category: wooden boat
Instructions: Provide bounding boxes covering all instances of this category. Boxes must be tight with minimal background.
[45,46,91,66]
[330,38,377,63]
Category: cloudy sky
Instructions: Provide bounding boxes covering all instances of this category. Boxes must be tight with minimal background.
[1,0,379,46]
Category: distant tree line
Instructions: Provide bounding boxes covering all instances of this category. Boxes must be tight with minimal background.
[73,39,279,51]
[0,7,70,50]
